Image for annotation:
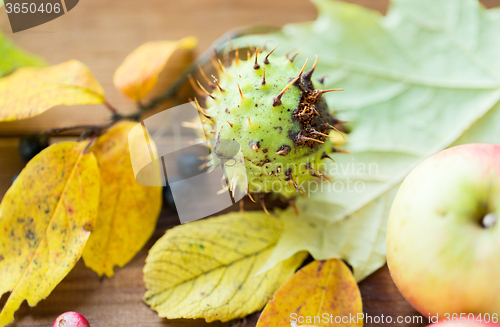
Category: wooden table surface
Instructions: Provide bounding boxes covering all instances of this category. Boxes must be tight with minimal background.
[1,0,500,326]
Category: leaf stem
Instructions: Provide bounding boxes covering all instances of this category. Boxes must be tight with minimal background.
[82,134,97,153]
[103,100,119,115]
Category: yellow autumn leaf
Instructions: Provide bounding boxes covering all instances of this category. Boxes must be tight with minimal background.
[82,121,162,277]
[0,142,100,327]
[143,211,307,322]
[257,259,363,327]
[0,60,104,122]
[113,36,197,101]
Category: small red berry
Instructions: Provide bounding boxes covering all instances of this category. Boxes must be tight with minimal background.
[53,312,90,327]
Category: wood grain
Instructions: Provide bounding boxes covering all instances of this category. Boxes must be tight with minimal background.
[1,0,500,326]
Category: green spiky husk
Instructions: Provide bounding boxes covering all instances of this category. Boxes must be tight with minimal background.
[198,49,342,199]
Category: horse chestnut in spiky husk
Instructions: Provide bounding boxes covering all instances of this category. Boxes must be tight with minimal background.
[193,45,346,210]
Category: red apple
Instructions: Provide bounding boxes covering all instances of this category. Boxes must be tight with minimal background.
[53,312,90,327]
[387,143,500,317]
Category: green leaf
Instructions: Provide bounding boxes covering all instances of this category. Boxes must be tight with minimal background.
[238,0,500,281]
[0,31,47,78]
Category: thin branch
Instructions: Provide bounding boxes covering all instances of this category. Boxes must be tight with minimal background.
[103,100,119,115]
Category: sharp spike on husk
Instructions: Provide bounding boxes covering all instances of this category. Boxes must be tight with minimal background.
[285,48,296,59]
[198,64,215,88]
[264,43,279,64]
[289,175,308,196]
[306,163,332,182]
[289,50,302,63]
[217,58,226,74]
[262,67,266,85]
[320,88,344,93]
[318,75,327,84]
[247,190,257,203]
[212,48,226,73]
[210,56,223,76]
[335,119,354,124]
[235,45,240,65]
[298,188,308,196]
[311,129,333,139]
[276,145,291,156]
[316,172,332,183]
[226,121,233,128]
[325,124,346,140]
[297,57,309,79]
[192,97,208,116]
[211,75,225,92]
[223,49,230,67]
[198,161,210,171]
[259,193,270,215]
[288,198,299,215]
[230,174,238,192]
[296,134,324,144]
[332,148,351,154]
[196,80,215,99]
[254,47,260,69]
[188,74,205,96]
[246,43,255,53]
[213,47,220,61]
[238,84,244,99]
[321,151,335,163]
[285,170,298,188]
[273,76,300,107]
[217,184,229,195]
[307,137,324,144]
[303,55,318,81]
[247,117,252,125]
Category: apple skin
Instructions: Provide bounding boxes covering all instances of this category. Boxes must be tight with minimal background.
[387,143,500,317]
[53,312,90,327]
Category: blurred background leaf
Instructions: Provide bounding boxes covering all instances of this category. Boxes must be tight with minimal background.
[0,30,47,78]
[113,37,197,101]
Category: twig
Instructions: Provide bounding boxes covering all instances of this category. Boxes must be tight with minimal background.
[103,100,119,115]
[44,125,103,135]
[82,134,97,153]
